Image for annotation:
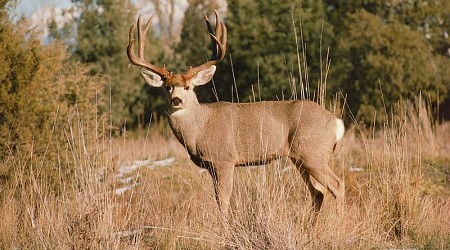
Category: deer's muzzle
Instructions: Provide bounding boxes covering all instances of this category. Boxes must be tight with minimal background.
[171,97,183,106]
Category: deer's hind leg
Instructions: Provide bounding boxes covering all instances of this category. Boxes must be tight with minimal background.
[295,164,325,215]
[302,155,344,202]
[291,154,344,204]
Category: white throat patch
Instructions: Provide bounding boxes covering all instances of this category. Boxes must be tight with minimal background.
[170,108,187,117]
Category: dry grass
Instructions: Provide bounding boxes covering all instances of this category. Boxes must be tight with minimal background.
[1,100,450,249]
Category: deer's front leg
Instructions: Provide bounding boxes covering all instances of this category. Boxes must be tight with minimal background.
[208,164,235,214]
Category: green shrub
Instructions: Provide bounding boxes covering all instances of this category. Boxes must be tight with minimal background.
[0,14,105,192]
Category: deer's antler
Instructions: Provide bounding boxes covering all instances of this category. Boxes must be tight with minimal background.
[184,10,227,80]
[127,15,172,79]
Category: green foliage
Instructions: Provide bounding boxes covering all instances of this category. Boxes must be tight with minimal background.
[326,0,450,57]
[0,8,104,190]
[70,0,164,128]
[44,0,450,125]
[177,0,450,121]
[0,0,11,19]
[327,2,450,122]
[176,0,221,70]
[213,0,333,102]
[175,0,221,102]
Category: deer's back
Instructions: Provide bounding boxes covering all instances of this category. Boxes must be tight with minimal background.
[195,100,338,165]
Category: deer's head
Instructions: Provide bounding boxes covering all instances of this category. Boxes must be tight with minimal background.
[127,11,226,112]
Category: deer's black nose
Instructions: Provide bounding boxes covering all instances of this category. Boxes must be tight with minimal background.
[171,97,183,106]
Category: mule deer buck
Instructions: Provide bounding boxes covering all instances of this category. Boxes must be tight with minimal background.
[127,11,345,218]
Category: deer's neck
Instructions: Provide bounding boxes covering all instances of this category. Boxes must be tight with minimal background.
[167,104,208,154]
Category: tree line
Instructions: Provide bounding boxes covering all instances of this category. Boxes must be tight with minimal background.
[52,0,450,126]
[5,0,450,132]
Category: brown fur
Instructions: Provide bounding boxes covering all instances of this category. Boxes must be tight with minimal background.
[165,90,345,216]
[128,13,344,219]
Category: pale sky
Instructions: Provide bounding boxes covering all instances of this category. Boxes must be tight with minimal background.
[14,0,192,18]
[15,0,72,17]
[13,0,219,41]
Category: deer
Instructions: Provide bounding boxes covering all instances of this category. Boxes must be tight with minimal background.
[127,11,345,219]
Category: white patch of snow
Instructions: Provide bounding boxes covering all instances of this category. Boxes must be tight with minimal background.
[349,166,364,172]
[114,157,176,195]
[116,159,152,178]
[147,157,175,170]
[115,183,139,196]
[118,175,140,184]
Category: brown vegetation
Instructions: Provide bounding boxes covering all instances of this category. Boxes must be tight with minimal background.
[1,98,449,249]
[2,2,449,247]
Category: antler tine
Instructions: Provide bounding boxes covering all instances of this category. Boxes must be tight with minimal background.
[213,10,222,46]
[127,15,171,79]
[209,34,224,61]
[220,21,227,60]
[204,14,217,59]
[137,15,153,59]
[184,10,227,79]
[137,15,144,59]
[213,19,226,61]
[204,10,226,61]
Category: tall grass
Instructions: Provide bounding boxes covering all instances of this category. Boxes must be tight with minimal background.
[1,96,449,249]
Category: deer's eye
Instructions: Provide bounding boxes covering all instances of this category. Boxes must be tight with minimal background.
[184,85,190,90]
[165,85,172,91]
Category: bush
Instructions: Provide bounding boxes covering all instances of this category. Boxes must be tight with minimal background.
[336,10,449,123]
[0,16,105,191]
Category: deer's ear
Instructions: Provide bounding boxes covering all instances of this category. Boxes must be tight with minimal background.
[191,66,216,86]
[140,68,163,87]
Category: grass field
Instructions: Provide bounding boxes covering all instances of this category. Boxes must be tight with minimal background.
[1,100,449,249]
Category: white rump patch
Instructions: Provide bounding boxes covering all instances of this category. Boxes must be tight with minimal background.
[336,119,345,141]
